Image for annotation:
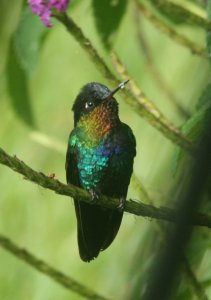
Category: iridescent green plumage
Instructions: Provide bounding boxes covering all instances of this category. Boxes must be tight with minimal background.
[66,82,136,261]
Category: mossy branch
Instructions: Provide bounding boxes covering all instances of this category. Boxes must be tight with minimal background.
[0,146,211,228]
[0,234,109,300]
[134,0,207,59]
[54,12,194,153]
[149,0,211,30]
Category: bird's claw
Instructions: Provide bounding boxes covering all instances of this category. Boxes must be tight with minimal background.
[89,189,99,204]
[117,197,126,212]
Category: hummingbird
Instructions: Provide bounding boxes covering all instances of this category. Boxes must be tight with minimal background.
[65,80,136,262]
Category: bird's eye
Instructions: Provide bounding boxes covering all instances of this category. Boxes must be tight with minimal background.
[85,101,94,109]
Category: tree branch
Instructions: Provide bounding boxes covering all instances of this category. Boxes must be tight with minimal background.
[149,0,211,31]
[0,234,109,300]
[110,52,195,153]
[132,8,190,119]
[0,146,211,228]
[134,0,207,59]
[54,12,194,153]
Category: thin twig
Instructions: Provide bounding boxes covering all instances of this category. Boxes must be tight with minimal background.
[133,8,190,119]
[54,12,194,153]
[134,0,207,59]
[0,234,109,300]
[149,0,211,30]
[0,146,211,228]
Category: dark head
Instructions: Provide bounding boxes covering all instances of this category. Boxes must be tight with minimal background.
[72,80,129,127]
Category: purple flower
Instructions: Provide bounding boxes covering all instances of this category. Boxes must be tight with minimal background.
[28,0,70,27]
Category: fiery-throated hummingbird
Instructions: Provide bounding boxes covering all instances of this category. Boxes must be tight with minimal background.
[66,80,136,262]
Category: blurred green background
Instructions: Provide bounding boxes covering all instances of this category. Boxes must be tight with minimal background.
[0,0,210,299]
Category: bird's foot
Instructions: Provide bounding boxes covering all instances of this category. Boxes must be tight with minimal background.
[117,197,126,212]
[89,189,99,204]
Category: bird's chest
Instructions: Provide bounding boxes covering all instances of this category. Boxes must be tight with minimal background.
[77,139,113,190]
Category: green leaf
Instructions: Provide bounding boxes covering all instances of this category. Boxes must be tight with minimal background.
[6,39,36,127]
[207,0,211,58]
[172,108,210,174]
[149,1,189,25]
[5,5,49,127]
[149,0,208,27]
[14,7,47,75]
[92,0,127,49]
[180,109,207,141]
[197,83,211,109]
[172,85,211,174]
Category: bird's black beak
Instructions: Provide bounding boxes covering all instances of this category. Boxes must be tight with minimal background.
[104,79,129,101]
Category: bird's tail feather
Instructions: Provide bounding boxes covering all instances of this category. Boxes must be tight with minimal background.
[74,200,122,262]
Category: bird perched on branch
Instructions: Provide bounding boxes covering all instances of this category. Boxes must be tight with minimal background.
[66,80,136,262]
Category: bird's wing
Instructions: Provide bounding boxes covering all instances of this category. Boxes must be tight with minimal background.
[65,133,80,187]
[99,124,136,250]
